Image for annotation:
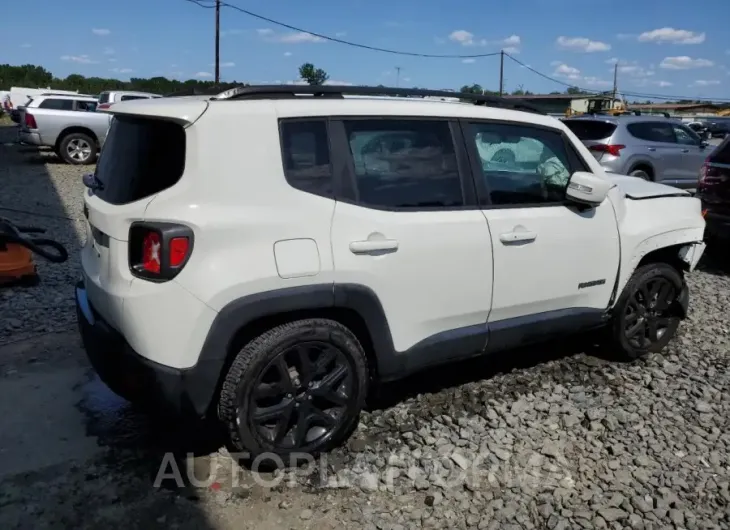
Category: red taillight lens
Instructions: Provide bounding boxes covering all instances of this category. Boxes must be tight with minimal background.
[169,237,190,267]
[129,223,194,281]
[141,232,162,274]
[589,144,625,157]
[24,113,37,129]
[97,103,112,110]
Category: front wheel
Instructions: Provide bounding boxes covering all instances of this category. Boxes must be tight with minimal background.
[218,319,369,462]
[608,263,684,360]
[629,168,651,180]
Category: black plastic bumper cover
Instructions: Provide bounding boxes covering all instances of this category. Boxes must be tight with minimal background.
[75,281,217,417]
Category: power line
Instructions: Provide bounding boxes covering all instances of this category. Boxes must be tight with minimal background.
[182,0,503,59]
[504,52,730,103]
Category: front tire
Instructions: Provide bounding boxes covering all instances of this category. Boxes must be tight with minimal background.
[218,319,369,462]
[59,133,97,165]
[608,263,684,360]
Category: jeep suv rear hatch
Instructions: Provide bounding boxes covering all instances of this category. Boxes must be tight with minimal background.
[81,98,207,328]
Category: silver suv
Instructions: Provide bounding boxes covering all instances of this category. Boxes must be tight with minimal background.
[563,115,710,189]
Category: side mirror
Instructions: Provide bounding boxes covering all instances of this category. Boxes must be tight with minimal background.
[566,171,611,207]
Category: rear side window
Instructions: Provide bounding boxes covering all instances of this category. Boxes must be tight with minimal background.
[75,100,97,112]
[563,120,617,140]
[344,119,463,209]
[709,136,730,165]
[38,98,74,111]
[120,95,150,101]
[280,121,333,198]
[627,122,675,143]
[93,116,185,205]
[98,92,110,104]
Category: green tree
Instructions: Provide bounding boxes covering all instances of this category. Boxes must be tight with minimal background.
[298,63,329,85]
[0,63,245,96]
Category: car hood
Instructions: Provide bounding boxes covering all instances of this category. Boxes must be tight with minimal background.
[605,173,691,199]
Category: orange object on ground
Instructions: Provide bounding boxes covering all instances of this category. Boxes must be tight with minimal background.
[0,242,37,285]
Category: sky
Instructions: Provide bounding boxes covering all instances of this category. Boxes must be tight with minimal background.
[2,0,729,100]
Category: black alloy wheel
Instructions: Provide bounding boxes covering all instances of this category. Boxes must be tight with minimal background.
[609,263,683,360]
[248,341,354,450]
[623,276,676,349]
[219,319,369,461]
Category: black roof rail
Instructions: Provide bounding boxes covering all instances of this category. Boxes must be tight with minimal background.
[163,85,235,98]
[211,84,545,114]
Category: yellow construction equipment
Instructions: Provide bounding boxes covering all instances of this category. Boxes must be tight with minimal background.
[716,109,730,117]
[565,98,628,118]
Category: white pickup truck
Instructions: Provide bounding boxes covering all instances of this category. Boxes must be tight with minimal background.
[17,94,111,165]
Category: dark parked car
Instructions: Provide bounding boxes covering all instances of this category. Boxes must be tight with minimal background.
[698,135,730,247]
[707,121,730,138]
[687,121,711,141]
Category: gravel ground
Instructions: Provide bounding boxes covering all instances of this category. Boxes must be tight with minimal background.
[0,121,729,530]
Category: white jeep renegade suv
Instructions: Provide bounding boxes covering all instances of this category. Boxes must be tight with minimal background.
[76,85,706,459]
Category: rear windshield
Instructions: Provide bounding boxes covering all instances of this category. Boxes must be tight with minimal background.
[93,116,185,205]
[98,92,110,104]
[563,120,617,141]
[709,136,730,165]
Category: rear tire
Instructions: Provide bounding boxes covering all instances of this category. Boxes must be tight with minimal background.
[607,263,684,361]
[59,133,97,165]
[629,168,652,181]
[218,319,369,463]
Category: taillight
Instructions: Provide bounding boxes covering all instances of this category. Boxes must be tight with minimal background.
[129,222,193,281]
[589,144,625,157]
[699,158,709,184]
[97,103,112,110]
[24,113,37,129]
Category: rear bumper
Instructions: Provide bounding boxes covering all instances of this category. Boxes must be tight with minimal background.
[17,130,42,146]
[75,282,219,417]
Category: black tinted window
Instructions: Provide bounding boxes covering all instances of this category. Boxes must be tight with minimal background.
[76,100,97,112]
[38,98,73,111]
[563,120,616,140]
[93,117,185,205]
[345,119,462,208]
[280,120,332,198]
[98,92,110,104]
[469,122,573,205]
[627,122,675,143]
[120,95,149,101]
[709,136,730,165]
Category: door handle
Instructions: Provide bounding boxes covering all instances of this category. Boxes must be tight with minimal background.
[681,149,690,153]
[349,239,399,254]
[647,147,656,152]
[499,231,537,243]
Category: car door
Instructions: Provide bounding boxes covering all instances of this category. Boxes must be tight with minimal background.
[329,117,494,370]
[625,121,683,183]
[461,119,620,348]
[671,122,709,187]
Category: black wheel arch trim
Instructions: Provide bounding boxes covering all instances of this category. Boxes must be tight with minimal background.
[188,283,609,417]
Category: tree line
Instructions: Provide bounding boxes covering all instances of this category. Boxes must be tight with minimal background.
[0,63,715,105]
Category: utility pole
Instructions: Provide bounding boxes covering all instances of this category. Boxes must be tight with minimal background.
[214,0,221,85]
[612,62,618,103]
[499,50,504,97]
[395,66,401,87]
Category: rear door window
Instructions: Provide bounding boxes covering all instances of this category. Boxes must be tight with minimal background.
[93,116,186,205]
[563,120,617,141]
[75,100,97,112]
[343,119,463,209]
[38,98,74,111]
[627,122,675,143]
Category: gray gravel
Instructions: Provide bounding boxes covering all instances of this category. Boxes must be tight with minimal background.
[1,122,729,529]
